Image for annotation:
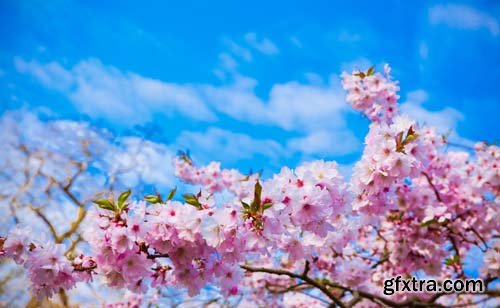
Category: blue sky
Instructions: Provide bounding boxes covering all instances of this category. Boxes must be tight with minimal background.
[1,0,499,176]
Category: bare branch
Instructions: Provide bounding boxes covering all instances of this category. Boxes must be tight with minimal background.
[241,263,346,308]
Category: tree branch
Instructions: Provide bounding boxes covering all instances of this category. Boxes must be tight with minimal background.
[241,263,346,308]
[30,206,59,240]
[422,172,442,202]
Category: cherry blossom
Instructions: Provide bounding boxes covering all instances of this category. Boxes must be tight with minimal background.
[1,65,498,307]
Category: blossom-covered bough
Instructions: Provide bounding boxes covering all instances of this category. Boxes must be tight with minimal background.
[1,65,498,307]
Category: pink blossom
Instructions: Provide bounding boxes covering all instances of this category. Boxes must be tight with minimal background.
[25,242,77,298]
[3,226,32,264]
[111,226,134,254]
[1,63,498,308]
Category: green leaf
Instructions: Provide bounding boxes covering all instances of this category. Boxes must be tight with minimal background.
[388,211,403,222]
[366,66,375,76]
[241,201,250,210]
[117,189,131,210]
[183,193,196,200]
[183,193,202,209]
[167,187,177,201]
[444,255,459,266]
[263,202,273,210]
[185,199,202,208]
[145,195,161,204]
[404,132,419,144]
[395,131,405,152]
[396,126,420,154]
[93,199,115,211]
[420,218,437,227]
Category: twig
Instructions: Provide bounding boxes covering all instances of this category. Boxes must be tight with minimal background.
[241,263,346,308]
[422,172,442,202]
[30,206,59,240]
[147,253,169,260]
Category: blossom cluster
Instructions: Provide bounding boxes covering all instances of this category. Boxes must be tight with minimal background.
[84,199,243,296]
[0,226,96,298]
[342,64,399,123]
[1,65,498,307]
[80,155,357,298]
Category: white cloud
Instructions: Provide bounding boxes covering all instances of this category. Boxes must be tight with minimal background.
[401,90,463,133]
[217,53,239,71]
[304,72,324,85]
[244,32,280,55]
[338,30,361,43]
[266,81,347,131]
[406,89,429,103]
[16,57,349,134]
[287,130,359,156]
[289,36,303,48]
[1,110,177,189]
[176,126,358,166]
[429,4,499,36]
[15,56,361,157]
[224,39,253,62]
[419,41,429,59]
[107,137,176,188]
[203,76,348,133]
[176,127,286,163]
[14,57,216,124]
[15,58,73,91]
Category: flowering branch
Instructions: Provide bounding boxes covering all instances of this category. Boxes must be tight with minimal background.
[1,64,498,307]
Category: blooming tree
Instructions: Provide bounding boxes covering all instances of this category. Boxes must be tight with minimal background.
[0,113,177,306]
[1,65,499,307]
